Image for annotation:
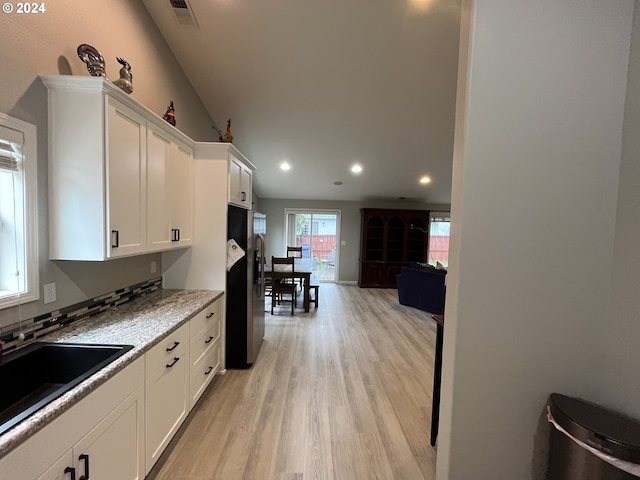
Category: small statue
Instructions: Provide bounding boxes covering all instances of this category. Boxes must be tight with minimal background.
[112,57,133,94]
[77,44,107,77]
[163,101,176,126]
[220,118,233,143]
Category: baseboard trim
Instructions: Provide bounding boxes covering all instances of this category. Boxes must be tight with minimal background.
[337,280,358,285]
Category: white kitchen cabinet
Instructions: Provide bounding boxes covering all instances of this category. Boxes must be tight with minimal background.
[72,387,144,479]
[41,75,194,260]
[189,296,223,409]
[0,357,145,480]
[228,152,253,209]
[36,388,143,480]
[37,451,72,480]
[147,124,194,251]
[145,322,189,473]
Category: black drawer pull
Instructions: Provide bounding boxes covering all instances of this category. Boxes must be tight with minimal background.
[166,357,180,368]
[206,312,215,318]
[64,467,76,480]
[79,453,89,479]
[166,341,180,352]
[205,366,213,375]
[205,336,214,344]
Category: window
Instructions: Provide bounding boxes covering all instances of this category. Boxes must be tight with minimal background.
[0,114,38,309]
[428,212,450,268]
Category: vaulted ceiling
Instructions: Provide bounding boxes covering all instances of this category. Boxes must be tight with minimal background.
[142,0,461,204]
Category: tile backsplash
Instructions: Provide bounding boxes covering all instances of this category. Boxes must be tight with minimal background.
[0,277,162,354]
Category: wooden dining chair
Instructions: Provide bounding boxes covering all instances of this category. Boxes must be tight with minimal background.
[286,246,304,290]
[271,256,297,315]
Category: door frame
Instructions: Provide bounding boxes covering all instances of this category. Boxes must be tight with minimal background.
[284,208,341,283]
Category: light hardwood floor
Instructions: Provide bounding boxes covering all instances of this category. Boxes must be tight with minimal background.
[149,284,438,480]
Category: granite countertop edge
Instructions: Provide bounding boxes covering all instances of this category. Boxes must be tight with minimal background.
[0,288,224,458]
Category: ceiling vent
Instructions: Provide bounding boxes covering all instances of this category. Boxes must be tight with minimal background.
[169,0,198,28]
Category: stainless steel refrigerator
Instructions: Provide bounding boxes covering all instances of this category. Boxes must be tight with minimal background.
[226,205,266,368]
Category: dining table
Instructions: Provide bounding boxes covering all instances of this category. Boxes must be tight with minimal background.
[263,258,314,312]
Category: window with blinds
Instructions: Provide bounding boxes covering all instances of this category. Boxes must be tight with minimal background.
[0,114,38,309]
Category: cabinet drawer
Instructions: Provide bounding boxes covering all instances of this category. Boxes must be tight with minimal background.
[189,341,221,408]
[190,313,221,367]
[190,299,221,339]
[145,346,188,470]
[145,322,189,375]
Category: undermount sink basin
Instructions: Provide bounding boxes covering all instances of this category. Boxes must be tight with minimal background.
[0,342,134,436]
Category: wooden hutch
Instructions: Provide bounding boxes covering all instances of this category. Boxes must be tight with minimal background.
[358,208,430,288]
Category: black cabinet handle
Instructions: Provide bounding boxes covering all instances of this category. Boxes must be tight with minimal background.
[206,312,215,318]
[205,336,214,344]
[205,366,213,375]
[166,357,180,368]
[64,467,76,480]
[111,230,119,248]
[176,229,180,241]
[79,453,89,479]
[241,191,246,201]
[166,341,180,352]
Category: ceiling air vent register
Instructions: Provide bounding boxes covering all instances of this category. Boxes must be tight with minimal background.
[169,0,198,28]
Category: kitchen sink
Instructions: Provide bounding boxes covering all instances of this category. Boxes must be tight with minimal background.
[0,342,134,436]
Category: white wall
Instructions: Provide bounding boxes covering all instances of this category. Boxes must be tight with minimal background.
[604,4,640,414]
[0,1,216,329]
[437,1,634,478]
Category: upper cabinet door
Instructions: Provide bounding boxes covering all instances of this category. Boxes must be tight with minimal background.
[107,99,147,258]
[147,125,193,251]
[228,153,252,209]
[168,142,193,246]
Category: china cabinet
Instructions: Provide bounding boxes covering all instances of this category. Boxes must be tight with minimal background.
[359,208,431,287]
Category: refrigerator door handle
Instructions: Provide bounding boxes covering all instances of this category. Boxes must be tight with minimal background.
[256,233,265,299]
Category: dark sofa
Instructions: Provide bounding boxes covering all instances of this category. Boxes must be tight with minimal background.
[396,263,446,314]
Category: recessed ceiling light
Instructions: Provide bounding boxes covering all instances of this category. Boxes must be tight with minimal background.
[280,162,291,171]
[351,164,362,174]
[419,176,431,184]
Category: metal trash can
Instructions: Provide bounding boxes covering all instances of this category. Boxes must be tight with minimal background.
[547,393,640,479]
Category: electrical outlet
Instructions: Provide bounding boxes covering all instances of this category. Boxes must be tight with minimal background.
[44,283,56,304]
[150,261,157,274]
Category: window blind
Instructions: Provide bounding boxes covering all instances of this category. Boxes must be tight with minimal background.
[0,124,23,172]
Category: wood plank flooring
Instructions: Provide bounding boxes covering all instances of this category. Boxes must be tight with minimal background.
[148,284,438,480]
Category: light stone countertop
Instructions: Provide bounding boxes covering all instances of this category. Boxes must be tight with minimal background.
[0,288,223,458]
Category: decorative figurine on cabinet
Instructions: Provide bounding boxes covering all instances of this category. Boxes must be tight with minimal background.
[77,44,107,77]
[112,57,133,94]
[220,118,233,143]
[163,101,176,126]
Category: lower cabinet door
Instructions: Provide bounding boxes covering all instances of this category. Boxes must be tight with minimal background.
[145,348,188,472]
[37,451,73,480]
[73,386,145,480]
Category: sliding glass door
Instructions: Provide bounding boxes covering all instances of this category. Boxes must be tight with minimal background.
[285,209,340,282]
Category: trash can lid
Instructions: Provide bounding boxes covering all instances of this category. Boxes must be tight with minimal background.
[549,393,640,463]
